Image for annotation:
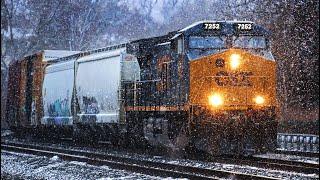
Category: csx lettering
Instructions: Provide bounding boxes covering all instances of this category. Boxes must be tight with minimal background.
[215,71,253,86]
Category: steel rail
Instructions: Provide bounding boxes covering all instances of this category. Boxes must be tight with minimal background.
[275,149,319,158]
[208,155,319,175]
[1,141,280,180]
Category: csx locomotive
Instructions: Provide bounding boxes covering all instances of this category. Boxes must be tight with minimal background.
[6,21,278,155]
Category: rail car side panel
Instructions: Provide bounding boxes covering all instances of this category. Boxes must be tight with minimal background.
[76,50,123,124]
[31,54,46,126]
[42,60,75,125]
[6,61,22,128]
[18,59,31,127]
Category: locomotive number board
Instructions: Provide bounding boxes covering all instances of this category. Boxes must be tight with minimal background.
[203,22,253,31]
[203,23,221,30]
[235,23,253,31]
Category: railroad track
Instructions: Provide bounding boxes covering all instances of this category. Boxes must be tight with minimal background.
[207,155,319,175]
[275,149,319,158]
[1,141,281,180]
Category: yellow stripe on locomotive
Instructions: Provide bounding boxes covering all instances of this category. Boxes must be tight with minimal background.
[190,48,276,111]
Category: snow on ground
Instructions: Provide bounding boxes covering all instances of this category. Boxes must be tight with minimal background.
[2,137,319,180]
[1,150,163,180]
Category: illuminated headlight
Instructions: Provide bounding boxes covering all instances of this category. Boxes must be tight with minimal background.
[208,93,223,107]
[254,95,265,105]
[230,54,241,69]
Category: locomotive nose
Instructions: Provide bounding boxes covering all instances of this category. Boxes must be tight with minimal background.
[190,49,276,109]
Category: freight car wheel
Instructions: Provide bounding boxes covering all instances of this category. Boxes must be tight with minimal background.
[12,126,27,138]
[73,124,86,144]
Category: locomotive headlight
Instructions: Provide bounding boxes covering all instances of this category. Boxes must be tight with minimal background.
[230,54,241,69]
[254,95,265,105]
[208,93,223,107]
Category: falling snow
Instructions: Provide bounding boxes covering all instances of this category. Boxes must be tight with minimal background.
[1,0,319,179]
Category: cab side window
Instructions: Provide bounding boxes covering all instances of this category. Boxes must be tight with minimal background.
[177,38,184,54]
[170,35,184,55]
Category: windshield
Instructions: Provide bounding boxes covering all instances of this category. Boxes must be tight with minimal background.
[187,36,272,60]
[233,36,267,49]
[187,49,224,60]
[188,36,226,60]
[189,36,226,49]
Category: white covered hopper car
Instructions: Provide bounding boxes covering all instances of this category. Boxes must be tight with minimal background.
[42,44,140,142]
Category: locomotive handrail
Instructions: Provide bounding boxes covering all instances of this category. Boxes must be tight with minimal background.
[135,79,162,83]
[121,79,161,83]
[203,75,271,78]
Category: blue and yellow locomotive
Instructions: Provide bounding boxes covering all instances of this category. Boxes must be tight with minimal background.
[125,21,277,155]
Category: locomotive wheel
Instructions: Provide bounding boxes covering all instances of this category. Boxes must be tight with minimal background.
[190,121,227,156]
[167,125,188,158]
[73,124,86,144]
[142,115,188,157]
[126,112,150,149]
